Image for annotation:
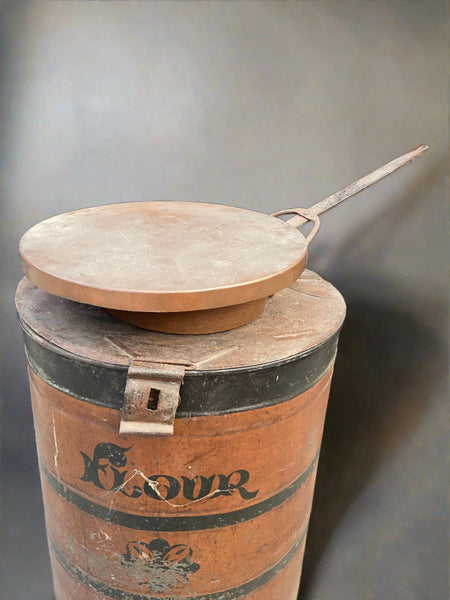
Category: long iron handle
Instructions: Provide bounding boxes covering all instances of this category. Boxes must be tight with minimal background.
[272,144,429,231]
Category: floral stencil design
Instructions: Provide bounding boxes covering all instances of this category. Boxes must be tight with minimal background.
[120,539,200,593]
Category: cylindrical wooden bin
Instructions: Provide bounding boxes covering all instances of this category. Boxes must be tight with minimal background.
[16,269,345,600]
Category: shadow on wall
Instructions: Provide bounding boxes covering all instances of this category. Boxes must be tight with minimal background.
[298,278,446,599]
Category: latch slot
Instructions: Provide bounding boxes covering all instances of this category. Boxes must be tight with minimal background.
[147,388,161,411]
[120,360,185,436]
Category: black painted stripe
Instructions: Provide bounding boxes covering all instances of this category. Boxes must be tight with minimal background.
[40,451,319,532]
[50,528,306,600]
[22,320,339,416]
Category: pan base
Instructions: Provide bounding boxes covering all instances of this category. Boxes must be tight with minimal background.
[107,297,268,334]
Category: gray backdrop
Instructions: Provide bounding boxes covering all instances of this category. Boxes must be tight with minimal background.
[1,2,448,599]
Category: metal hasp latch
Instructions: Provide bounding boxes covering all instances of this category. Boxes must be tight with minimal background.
[120,360,186,436]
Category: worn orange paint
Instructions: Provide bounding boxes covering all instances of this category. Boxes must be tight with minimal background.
[29,368,333,599]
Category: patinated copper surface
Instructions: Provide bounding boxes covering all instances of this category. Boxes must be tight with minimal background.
[19,201,308,314]
[18,146,426,332]
[107,297,269,334]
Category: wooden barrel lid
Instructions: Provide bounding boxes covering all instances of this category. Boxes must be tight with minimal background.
[19,202,308,333]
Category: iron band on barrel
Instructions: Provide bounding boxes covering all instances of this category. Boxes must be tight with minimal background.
[21,320,339,416]
[40,450,319,532]
[50,527,306,600]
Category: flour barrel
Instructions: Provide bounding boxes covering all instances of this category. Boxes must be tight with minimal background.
[16,269,345,600]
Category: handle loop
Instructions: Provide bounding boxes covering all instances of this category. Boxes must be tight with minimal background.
[271,208,321,246]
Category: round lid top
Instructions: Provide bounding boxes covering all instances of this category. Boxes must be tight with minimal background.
[19,202,308,313]
[16,270,346,371]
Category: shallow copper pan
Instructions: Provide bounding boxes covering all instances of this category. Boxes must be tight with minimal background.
[18,145,427,333]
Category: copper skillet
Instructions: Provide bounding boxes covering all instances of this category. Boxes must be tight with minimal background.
[19,145,428,334]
